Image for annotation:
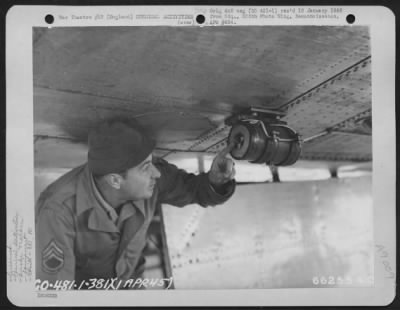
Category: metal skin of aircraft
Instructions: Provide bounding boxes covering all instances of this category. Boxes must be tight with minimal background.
[34,26,371,170]
[33,26,373,289]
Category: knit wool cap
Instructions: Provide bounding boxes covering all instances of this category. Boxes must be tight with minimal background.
[88,119,155,176]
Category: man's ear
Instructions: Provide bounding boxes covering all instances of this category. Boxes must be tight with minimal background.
[104,174,123,189]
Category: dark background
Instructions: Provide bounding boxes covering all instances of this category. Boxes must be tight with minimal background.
[1,0,399,309]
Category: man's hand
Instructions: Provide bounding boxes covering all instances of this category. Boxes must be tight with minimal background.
[208,142,236,186]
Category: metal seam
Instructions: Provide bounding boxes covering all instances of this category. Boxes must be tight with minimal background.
[279,56,371,113]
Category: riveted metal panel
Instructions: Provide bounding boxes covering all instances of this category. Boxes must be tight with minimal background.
[282,59,371,139]
[162,177,373,289]
[34,26,369,111]
[33,26,372,168]
[34,86,225,147]
[302,132,372,161]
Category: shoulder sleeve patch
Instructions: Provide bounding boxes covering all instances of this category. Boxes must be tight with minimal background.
[42,239,64,274]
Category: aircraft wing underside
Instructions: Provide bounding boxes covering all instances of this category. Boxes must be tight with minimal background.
[33,26,371,170]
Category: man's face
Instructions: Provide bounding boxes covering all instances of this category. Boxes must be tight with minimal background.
[119,154,161,201]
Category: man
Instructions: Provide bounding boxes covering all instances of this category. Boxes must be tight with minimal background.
[36,118,236,288]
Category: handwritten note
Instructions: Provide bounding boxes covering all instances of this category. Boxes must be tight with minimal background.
[375,244,395,280]
[7,212,33,282]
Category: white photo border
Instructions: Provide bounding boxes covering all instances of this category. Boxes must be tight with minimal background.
[6,5,396,306]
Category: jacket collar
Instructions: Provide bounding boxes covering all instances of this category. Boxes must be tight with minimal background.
[76,164,146,233]
[76,164,119,233]
[76,164,97,215]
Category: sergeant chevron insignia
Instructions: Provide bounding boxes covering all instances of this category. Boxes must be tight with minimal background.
[42,239,64,273]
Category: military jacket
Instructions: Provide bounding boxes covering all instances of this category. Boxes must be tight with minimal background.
[36,158,235,285]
